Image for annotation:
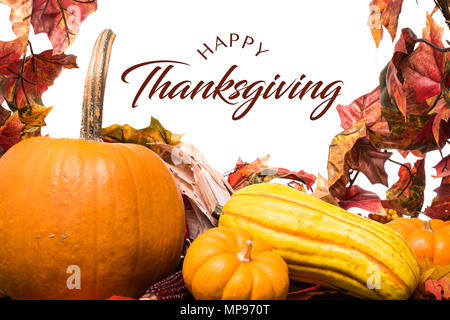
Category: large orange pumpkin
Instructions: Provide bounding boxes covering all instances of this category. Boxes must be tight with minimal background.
[387,218,450,266]
[182,227,289,300]
[0,30,185,299]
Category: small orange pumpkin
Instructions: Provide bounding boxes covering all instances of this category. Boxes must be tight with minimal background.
[387,218,450,265]
[0,30,185,299]
[182,227,289,300]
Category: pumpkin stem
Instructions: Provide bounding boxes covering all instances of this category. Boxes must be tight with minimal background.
[238,240,253,263]
[80,29,116,141]
[423,220,434,232]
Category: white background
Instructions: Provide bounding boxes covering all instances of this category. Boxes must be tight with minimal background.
[0,0,448,214]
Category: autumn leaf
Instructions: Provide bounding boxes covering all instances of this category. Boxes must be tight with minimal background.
[102,116,183,153]
[327,120,392,197]
[433,155,450,178]
[328,120,367,196]
[0,50,77,111]
[226,155,316,191]
[0,0,32,67]
[425,176,450,220]
[402,13,446,103]
[0,104,11,125]
[368,0,404,47]
[0,112,25,152]
[369,106,442,153]
[414,258,450,300]
[336,86,388,134]
[310,173,339,206]
[337,185,386,215]
[31,0,98,54]
[386,159,425,215]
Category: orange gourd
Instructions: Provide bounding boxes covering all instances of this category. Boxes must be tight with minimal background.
[0,30,185,299]
[387,218,450,265]
[182,227,289,300]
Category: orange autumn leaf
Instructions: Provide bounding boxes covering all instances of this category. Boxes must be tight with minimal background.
[368,0,404,47]
[31,0,98,54]
[0,0,32,67]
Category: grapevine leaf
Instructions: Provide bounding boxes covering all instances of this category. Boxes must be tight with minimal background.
[337,185,386,215]
[368,0,404,47]
[31,0,98,54]
[0,0,32,66]
[0,112,24,152]
[386,159,425,215]
[102,116,183,152]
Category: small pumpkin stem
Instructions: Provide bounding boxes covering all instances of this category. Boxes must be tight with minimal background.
[80,29,116,141]
[238,240,253,263]
[423,220,434,232]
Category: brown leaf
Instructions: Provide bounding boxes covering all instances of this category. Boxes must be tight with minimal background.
[368,0,404,47]
[386,159,425,215]
[102,116,183,152]
[31,0,97,54]
[327,120,367,196]
[346,138,392,187]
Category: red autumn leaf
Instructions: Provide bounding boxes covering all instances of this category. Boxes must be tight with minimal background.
[424,278,450,300]
[0,0,32,67]
[336,86,388,134]
[433,155,450,178]
[386,159,426,215]
[430,98,450,146]
[368,0,404,47]
[0,112,24,152]
[337,185,386,215]
[227,155,269,189]
[425,176,450,220]
[31,0,97,54]
[382,28,423,117]
[227,155,316,190]
[0,50,77,111]
[402,13,446,103]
